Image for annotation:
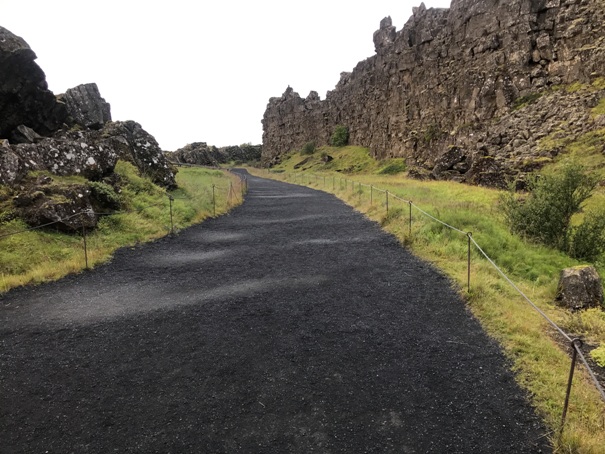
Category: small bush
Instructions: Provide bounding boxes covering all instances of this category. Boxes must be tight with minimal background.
[302,141,316,155]
[500,162,602,260]
[378,159,407,175]
[569,211,605,261]
[330,126,349,147]
[88,181,121,211]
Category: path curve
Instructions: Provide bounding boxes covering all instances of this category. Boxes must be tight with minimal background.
[0,171,550,453]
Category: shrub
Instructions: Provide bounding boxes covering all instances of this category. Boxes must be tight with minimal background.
[88,181,121,210]
[378,159,407,175]
[330,126,349,147]
[500,162,603,260]
[302,141,316,155]
[569,211,605,261]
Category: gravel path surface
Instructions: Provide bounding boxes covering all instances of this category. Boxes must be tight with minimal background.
[0,171,550,453]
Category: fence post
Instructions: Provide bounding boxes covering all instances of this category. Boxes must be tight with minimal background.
[560,339,582,439]
[386,190,389,215]
[370,185,373,205]
[408,201,413,236]
[169,195,174,234]
[467,232,472,292]
[82,225,89,269]
[212,184,216,217]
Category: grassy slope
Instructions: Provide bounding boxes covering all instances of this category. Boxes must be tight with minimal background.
[251,145,605,453]
[0,162,243,293]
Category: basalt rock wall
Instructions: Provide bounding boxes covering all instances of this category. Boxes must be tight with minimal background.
[262,0,605,187]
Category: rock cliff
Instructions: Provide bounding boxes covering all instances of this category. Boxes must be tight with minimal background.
[167,142,262,166]
[262,0,605,187]
[0,26,176,231]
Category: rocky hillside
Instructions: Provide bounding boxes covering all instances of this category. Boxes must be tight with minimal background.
[262,0,605,188]
[0,26,176,231]
[166,142,262,166]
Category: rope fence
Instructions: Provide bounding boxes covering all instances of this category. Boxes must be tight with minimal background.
[277,169,605,436]
[0,170,247,272]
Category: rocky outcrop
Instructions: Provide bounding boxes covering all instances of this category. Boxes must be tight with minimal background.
[261,0,605,186]
[1,122,176,189]
[102,121,176,189]
[0,26,67,138]
[556,266,604,310]
[0,25,178,231]
[13,177,98,232]
[61,83,111,130]
[168,142,262,166]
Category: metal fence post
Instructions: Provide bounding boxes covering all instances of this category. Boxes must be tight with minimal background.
[467,232,472,292]
[169,195,174,234]
[409,201,413,236]
[560,339,582,439]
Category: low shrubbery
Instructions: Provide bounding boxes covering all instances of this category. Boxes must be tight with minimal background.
[302,141,316,155]
[330,125,349,147]
[500,162,605,261]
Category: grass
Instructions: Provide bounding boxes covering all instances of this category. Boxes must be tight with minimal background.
[250,147,605,453]
[0,161,243,293]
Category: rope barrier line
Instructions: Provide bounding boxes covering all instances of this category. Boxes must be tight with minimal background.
[411,203,468,235]
[0,182,236,241]
[469,236,572,343]
[391,194,411,204]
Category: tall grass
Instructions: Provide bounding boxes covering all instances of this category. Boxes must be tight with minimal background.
[0,162,243,293]
[251,148,605,452]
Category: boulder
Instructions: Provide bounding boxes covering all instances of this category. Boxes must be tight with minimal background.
[13,181,98,232]
[61,83,111,130]
[0,26,66,139]
[10,124,44,144]
[432,146,467,177]
[101,121,177,189]
[555,266,604,311]
[8,129,119,182]
[168,142,223,166]
[0,139,26,185]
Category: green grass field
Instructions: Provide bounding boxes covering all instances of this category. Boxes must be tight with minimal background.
[0,162,243,293]
[252,145,605,453]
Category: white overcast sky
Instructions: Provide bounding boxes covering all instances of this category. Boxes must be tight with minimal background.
[1,0,451,150]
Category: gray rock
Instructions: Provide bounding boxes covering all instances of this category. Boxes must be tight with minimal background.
[0,139,26,185]
[101,121,176,189]
[61,83,111,130]
[167,142,262,167]
[555,266,604,311]
[13,183,98,232]
[0,26,66,139]
[8,129,119,182]
[10,124,44,144]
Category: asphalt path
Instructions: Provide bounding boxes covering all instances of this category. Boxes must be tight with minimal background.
[0,170,550,453]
